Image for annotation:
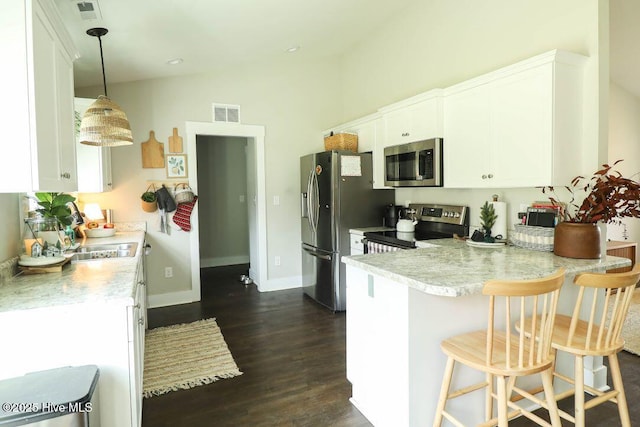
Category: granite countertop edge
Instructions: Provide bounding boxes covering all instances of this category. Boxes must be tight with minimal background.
[0,231,146,314]
[342,239,632,297]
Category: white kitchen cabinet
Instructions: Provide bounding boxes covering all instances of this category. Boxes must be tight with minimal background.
[443,50,586,188]
[128,256,147,427]
[76,98,113,193]
[324,113,388,188]
[0,256,147,427]
[381,90,443,146]
[0,0,79,192]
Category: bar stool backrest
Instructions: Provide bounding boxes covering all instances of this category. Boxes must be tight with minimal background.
[482,268,565,370]
[564,265,640,353]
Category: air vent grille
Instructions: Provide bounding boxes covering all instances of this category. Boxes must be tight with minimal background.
[72,0,103,20]
[212,103,241,123]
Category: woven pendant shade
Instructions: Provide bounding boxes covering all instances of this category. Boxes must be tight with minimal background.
[79,95,133,146]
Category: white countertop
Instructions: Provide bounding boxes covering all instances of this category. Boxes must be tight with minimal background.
[342,239,631,297]
[0,231,145,313]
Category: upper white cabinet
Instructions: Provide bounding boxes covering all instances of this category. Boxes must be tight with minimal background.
[324,113,388,188]
[76,98,113,193]
[0,0,78,193]
[443,50,587,188]
[380,89,444,147]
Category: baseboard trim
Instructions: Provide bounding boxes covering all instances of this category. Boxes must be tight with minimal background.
[148,289,199,308]
[256,274,302,292]
[200,255,250,268]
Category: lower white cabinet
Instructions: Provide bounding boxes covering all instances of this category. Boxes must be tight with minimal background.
[0,262,147,427]
[349,232,366,255]
[128,256,147,427]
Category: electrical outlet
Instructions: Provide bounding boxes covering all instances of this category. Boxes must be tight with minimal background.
[274,256,281,266]
[273,196,280,206]
[164,267,173,278]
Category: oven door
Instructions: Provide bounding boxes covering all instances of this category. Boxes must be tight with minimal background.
[384,138,443,187]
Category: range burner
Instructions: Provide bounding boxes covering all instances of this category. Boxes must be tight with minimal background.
[365,203,469,252]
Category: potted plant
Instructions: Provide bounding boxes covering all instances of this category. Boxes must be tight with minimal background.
[26,192,76,248]
[542,160,640,258]
[141,187,158,212]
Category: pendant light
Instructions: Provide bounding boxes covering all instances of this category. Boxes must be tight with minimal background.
[79,27,133,147]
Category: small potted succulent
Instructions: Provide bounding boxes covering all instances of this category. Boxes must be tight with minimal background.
[542,160,640,258]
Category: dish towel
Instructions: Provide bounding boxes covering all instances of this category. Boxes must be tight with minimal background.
[173,196,198,231]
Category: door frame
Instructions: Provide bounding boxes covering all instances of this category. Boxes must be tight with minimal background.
[186,121,267,300]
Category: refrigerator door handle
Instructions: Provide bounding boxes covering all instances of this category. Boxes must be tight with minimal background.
[311,170,320,234]
[307,170,315,232]
[302,245,332,261]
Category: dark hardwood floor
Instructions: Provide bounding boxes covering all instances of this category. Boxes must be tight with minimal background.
[142,264,640,426]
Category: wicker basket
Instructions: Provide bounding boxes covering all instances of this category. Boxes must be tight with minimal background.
[174,183,195,204]
[140,184,158,213]
[510,224,555,252]
[324,132,358,152]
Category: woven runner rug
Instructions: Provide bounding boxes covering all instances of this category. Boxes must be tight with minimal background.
[623,290,640,356]
[143,318,242,398]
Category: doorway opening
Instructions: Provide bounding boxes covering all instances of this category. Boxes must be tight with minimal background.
[196,135,250,268]
[186,121,267,302]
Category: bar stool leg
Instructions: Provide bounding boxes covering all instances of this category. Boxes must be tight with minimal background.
[485,372,494,422]
[496,375,508,427]
[574,355,585,427]
[434,357,455,427]
[609,353,631,427]
[541,368,562,427]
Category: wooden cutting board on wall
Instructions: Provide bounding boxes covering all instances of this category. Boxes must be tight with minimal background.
[168,128,183,153]
[141,131,165,168]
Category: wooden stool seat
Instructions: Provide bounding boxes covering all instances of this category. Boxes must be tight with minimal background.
[434,268,565,427]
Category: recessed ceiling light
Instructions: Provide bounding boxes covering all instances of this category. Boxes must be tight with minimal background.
[286,46,300,53]
[167,58,183,65]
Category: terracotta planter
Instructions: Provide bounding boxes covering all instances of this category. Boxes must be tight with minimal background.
[553,222,601,259]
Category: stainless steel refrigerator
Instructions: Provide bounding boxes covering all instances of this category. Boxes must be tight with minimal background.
[300,151,394,311]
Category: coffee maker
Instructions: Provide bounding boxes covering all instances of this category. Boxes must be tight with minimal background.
[384,204,402,228]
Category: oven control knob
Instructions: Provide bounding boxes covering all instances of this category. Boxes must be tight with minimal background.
[444,211,450,217]
[454,212,461,218]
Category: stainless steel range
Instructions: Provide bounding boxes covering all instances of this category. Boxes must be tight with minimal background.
[364,203,469,252]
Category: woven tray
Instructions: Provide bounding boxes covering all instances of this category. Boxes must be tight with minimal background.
[510,224,555,252]
[324,133,358,152]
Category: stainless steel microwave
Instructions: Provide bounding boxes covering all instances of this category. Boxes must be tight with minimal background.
[384,138,443,187]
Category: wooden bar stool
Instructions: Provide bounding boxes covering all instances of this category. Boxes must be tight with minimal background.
[433,268,565,427]
[546,265,640,427]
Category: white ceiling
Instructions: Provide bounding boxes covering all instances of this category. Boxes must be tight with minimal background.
[56,1,639,97]
[54,0,417,88]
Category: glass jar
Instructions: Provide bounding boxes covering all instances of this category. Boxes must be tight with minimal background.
[22,218,66,255]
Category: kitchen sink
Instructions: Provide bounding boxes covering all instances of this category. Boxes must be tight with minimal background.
[71,242,138,261]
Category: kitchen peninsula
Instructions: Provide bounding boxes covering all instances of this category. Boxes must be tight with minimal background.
[342,239,631,427]
[0,229,147,427]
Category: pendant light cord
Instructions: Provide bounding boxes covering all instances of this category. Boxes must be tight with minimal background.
[97,35,108,97]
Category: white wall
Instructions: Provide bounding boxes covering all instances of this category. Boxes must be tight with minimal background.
[607,82,640,244]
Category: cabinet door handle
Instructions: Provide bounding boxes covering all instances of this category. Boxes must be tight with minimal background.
[134,303,140,309]
[482,174,488,179]
[138,318,145,325]
[138,280,146,286]
[60,172,71,179]
[488,174,494,179]
[401,132,410,137]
